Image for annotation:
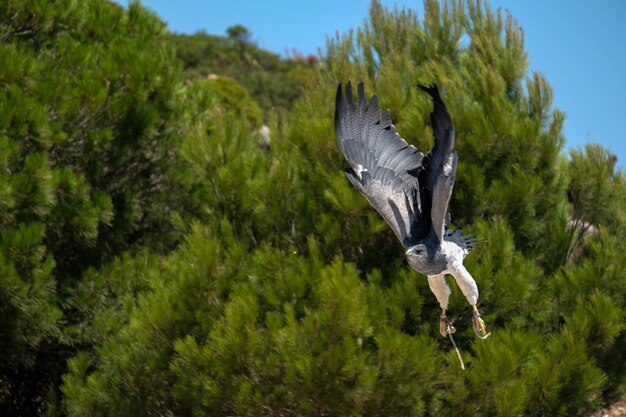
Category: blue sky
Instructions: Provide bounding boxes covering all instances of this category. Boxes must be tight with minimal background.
[121,0,626,167]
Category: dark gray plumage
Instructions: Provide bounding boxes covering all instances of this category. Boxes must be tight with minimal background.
[335,81,490,339]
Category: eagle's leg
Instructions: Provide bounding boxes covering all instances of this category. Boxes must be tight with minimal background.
[440,309,456,337]
[471,305,491,339]
[428,275,454,337]
[449,265,491,339]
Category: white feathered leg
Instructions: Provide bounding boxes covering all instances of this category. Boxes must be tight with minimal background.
[427,274,450,309]
[449,263,491,339]
[449,262,478,305]
[427,274,455,337]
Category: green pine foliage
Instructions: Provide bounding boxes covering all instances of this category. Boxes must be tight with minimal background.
[170,28,318,117]
[202,76,263,127]
[1,0,624,416]
[566,144,626,260]
[0,0,204,414]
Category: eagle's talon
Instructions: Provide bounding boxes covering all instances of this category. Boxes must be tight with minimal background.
[472,310,491,339]
[440,315,456,337]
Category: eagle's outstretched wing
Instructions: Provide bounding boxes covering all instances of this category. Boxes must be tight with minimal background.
[417,84,457,243]
[335,81,428,247]
[335,82,458,247]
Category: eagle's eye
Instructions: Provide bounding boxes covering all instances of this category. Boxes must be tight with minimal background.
[406,245,427,258]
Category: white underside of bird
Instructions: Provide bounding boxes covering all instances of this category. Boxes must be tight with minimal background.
[428,240,477,307]
[425,241,490,339]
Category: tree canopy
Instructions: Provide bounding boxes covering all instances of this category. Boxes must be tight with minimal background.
[0,0,624,416]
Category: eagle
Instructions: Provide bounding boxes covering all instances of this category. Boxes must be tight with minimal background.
[335,81,490,339]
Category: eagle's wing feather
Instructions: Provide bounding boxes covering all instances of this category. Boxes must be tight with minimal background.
[335,82,428,247]
[417,84,457,244]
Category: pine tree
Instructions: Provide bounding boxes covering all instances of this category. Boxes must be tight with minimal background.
[38,0,626,416]
[566,144,626,261]
[170,28,317,117]
[0,0,197,414]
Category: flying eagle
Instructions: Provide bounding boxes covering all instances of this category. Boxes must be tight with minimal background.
[335,81,490,339]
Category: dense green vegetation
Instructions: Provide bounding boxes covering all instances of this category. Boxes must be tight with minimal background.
[0,0,624,416]
[170,26,318,119]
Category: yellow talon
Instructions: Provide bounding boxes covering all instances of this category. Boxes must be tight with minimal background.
[440,309,456,337]
[471,305,492,339]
